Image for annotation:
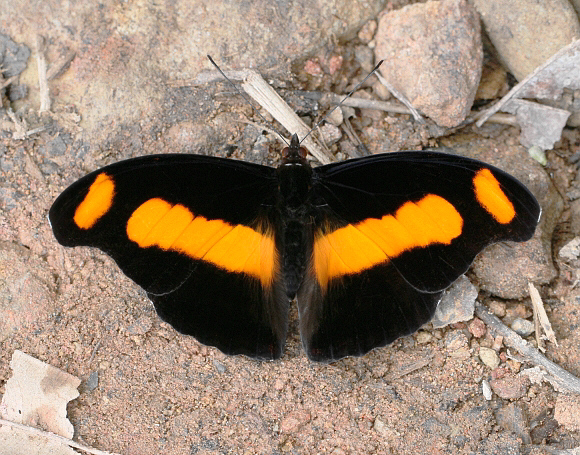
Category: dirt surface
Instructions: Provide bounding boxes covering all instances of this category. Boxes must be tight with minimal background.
[2,1,580,454]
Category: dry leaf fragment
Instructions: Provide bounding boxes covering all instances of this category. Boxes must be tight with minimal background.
[0,350,81,455]
[1,350,80,435]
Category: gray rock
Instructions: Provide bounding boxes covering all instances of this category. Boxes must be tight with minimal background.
[85,371,99,392]
[432,275,478,328]
[471,0,580,81]
[0,33,30,77]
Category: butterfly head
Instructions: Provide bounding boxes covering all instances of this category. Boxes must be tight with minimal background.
[281,134,308,165]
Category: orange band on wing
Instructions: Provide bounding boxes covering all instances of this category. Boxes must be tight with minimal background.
[473,168,516,224]
[74,173,115,229]
[314,194,463,288]
[126,198,276,286]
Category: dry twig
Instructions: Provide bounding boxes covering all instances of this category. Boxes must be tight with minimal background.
[46,50,76,80]
[529,282,558,351]
[240,71,334,164]
[35,35,51,113]
[475,302,580,394]
[374,72,425,124]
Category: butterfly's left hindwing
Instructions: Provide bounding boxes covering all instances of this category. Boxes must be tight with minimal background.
[49,155,288,360]
[299,152,540,361]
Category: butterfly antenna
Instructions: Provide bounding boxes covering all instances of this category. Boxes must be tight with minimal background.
[300,59,384,145]
[207,55,290,146]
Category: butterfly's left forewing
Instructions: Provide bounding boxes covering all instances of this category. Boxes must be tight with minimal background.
[50,154,288,360]
[299,151,540,362]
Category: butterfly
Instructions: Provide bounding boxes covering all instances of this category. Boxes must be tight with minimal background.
[49,133,540,362]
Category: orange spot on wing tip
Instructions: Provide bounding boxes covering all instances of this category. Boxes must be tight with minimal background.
[474,168,516,224]
[73,172,115,230]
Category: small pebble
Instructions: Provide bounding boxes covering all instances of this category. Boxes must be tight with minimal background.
[325,108,344,127]
[213,360,227,374]
[444,331,468,351]
[354,45,375,73]
[415,331,433,344]
[511,318,535,337]
[358,20,377,43]
[479,347,500,369]
[468,318,486,338]
[319,123,342,146]
[482,379,492,400]
[372,80,391,100]
[490,376,529,399]
[488,301,506,317]
[559,237,580,261]
[432,275,477,328]
[327,55,343,75]
[304,59,323,76]
[528,145,547,166]
[491,335,504,351]
[85,371,99,391]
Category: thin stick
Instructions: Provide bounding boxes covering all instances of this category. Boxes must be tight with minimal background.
[0,419,122,455]
[529,282,558,348]
[88,338,102,366]
[179,69,255,86]
[35,35,51,113]
[304,91,415,114]
[474,301,580,394]
[374,72,425,124]
[0,74,18,90]
[301,91,518,125]
[46,50,76,80]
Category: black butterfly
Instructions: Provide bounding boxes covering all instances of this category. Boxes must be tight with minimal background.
[49,134,540,361]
